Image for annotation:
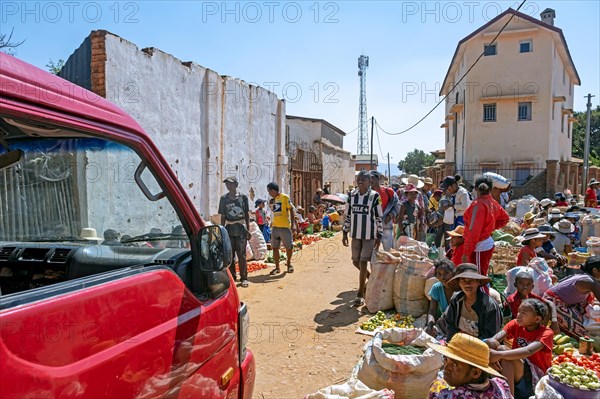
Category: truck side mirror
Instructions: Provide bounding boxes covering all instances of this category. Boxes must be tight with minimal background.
[199,225,232,272]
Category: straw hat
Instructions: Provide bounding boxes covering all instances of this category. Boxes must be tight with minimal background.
[553,219,575,234]
[547,209,563,221]
[519,228,547,242]
[446,225,465,238]
[423,177,434,185]
[540,198,555,208]
[589,178,600,187]
[427,333,505,379]
[401,174,425,188]
[523,212,535,222]
[537,224,555,236]
[448,263,491,290]
[533,217,547,226]
[80,227,102,241]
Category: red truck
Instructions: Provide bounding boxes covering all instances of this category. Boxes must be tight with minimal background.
[0,53,255,398]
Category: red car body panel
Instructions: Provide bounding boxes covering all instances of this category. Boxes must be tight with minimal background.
[0,54,255,398]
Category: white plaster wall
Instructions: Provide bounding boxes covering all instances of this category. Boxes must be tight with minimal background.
[97,33,286,225]
[287,118,322,152]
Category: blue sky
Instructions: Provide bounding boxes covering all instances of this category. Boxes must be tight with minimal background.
[3,1,599,170]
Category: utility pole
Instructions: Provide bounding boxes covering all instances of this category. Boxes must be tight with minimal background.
[387,153,391,182]
[370,116,374,169]
[583,93,595,195]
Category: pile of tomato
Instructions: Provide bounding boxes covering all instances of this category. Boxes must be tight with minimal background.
[301,236,322,246]
[235,262,269,274]
[553,352,600,377]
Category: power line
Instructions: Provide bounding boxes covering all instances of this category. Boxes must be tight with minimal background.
[374,123,385,164]
[376,0,527,136]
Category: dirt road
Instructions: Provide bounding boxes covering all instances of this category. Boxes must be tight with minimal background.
[238,232,373,398]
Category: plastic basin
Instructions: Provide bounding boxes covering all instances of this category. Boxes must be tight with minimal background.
[547,374,600,399]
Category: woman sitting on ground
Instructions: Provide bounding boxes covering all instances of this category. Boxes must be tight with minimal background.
[543,256,600,338]
[516,228,546,266]
[441,263,502,341]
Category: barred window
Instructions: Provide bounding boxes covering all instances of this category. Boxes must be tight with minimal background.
[518,102,532,121]
[483,103,496,122]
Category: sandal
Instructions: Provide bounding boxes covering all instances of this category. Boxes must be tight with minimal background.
[241,280,249,288]
[269,268,281,275]
[287,265,294,273]
[353,297,365,307]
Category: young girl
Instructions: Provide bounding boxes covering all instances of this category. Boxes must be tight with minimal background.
[426,259,456,337]
[516,228,546,266]
[255,199,267,233]
[486,299,554,398]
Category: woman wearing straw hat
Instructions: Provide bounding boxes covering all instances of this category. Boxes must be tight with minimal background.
[551,219,575,256]
[427,333,512,398]
[441,264,502,342]
[543,256,600,338]
[516,228,546,266]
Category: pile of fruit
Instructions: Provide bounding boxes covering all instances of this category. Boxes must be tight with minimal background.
[360,311,415,332]
[301,236,322,246]
[319,230,335,238]
[548,362,600,391]
[553,352,600,377]
[553,333,579,355]
[235,262,269,274]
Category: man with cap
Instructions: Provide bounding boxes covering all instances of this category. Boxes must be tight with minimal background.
[342,170,383,307]
[585,178,600,208]
[218,176,251,287]
[427,333,512,398]
[370,170,400,250]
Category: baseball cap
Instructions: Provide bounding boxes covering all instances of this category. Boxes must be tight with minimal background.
[223,176,238,184]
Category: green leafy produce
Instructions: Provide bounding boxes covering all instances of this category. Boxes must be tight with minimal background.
[265,250,286,263]
[381,343,425,356]
[320,230,335,238]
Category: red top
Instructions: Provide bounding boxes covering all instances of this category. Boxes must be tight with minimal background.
[507,291,543,318]
[504,319,554,372]
[451,244,465,266]
[376,186,395,212]
[517,245,537,266]
[462,194,510,257]
[555,201,569,207]
[586,187,598,207]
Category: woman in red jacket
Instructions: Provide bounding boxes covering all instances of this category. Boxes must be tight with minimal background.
[462,176,510,276]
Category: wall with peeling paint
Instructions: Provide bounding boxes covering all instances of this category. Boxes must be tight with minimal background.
[63,31,287,225]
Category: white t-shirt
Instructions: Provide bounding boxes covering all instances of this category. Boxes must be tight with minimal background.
[552,233,572,255]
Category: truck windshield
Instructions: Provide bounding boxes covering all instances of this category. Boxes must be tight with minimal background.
[0,122,189,249]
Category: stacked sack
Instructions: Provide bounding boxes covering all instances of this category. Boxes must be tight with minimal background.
[393,253,433,317]
[366,251,402,313]
[582,215,600,244]
[587,237,600,257]
[248,222,268,261]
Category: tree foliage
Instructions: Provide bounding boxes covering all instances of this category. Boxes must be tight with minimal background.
[572,105,600,166]
[397,149,436,174]
[46,59,65,75]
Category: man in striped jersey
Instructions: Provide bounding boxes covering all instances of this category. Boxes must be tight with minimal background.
[342,170,384,307]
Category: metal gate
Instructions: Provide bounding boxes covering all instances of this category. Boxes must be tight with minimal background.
[290,148,322,211]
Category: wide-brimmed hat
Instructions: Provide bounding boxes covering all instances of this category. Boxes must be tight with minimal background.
[401,174,425,188]
[427,333,505,379]
[404,183,419,193]
[547,209,563,221]
[433,189,443,196]
[563,212,581,220]
[80,227,102,241]
[533,217,547,226]
[519,228,547,242]
[316,188,323,193]
[523,212,535,221]
[446,225,465,239]
[589,178,599,187]
[537,224,555,236]
[296,205,304,211]
[553,219,575,234]
[540,198,555,207]
[448,263,491,290]
[423,177,434,185]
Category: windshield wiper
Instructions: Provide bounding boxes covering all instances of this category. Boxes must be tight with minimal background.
[121,234,188,243]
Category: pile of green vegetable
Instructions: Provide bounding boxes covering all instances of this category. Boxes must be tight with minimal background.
[381,343,425,355]
[265,251,286,263]
[320,230,335,238]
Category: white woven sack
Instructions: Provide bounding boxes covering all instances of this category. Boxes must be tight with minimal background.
[357,329,442,399]
[504,259,552,297]
[581,216,600,245]
[395,236,429,256]
[365,251,400,313]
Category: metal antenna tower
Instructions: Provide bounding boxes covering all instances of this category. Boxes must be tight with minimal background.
[357,55,369,154]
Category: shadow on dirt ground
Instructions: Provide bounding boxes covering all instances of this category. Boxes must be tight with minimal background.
[313,290,370,333]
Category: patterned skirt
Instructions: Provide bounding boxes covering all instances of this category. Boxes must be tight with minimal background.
[543,290,589,338]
